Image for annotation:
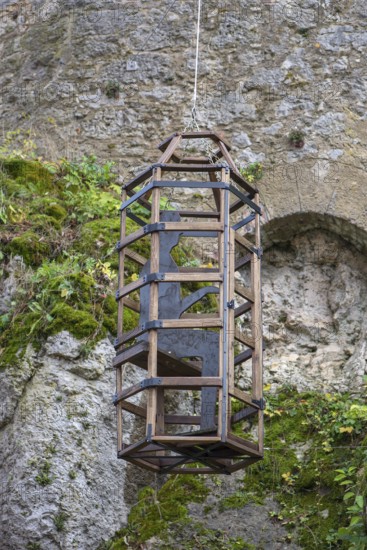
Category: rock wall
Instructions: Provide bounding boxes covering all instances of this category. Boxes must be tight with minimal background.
[0,333,129,549]
[1,0,367,548]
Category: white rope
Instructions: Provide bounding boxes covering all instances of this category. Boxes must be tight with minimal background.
[191,0,202,128]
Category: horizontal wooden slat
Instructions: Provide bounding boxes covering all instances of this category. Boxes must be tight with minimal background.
[117,276,146,299]
[231,406,258,424]
[163,272,222,282]
[177,210,220,219]
[125,248,147,266]
[158,163,224,173]
[164,415,201,425]
[124,166,153,191]
[234,301,252,318]
[234,349,253,366]
[235,329,255,349]
[113,343,202,377]
[163,221,223,232]
[152,436,221,443]
[178,267,218,273]
[235,283,254,302]
[121,401,146,418]
[122,297,140,312]
[235,253,252,271]
[226,433,261,456]
[235,233,256,253]
[230,388,256,408]
[157,376,222,389]
[160,319,222,329]
[117,227,145,250]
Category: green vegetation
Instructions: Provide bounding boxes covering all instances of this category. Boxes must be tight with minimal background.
[34,460,53,486]
[239,162,263,183]
[0,154,130,369]
[104,80,121,99]
[53,511,68,532]
[100,387,367,549]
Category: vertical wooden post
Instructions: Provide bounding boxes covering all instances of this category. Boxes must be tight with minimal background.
[147,168,161,439]
[227,228,235,430]
[217,167,228,439]
[116,190,127,452]
[251,192,264,451]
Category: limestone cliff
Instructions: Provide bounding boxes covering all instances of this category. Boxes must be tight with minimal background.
[0,1,367,549]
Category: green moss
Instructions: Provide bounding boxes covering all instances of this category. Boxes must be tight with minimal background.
[0,312,42,369]
[76,218,120,258]
[30,198,67,221]
[32,214,62,230]
[0,159,54,191]
[5,230,51,265]
[46,303,100,339]
[111,475,209,546]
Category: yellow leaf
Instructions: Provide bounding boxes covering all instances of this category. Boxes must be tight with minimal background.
[130,273,139,281]
[60,288,68,298]
[264,383,271,392]
[339,426,354,434]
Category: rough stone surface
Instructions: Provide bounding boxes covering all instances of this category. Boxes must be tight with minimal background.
[0,334,129,550]
[1,1,367,548]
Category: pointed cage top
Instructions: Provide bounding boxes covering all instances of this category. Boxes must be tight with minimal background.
[122,131,259,199]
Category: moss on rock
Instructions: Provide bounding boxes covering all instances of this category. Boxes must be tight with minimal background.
[0,159,54,192]
[47,304,100,339]
[5,231,51,265]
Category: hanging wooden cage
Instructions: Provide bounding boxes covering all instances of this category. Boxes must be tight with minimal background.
[113,131,264,474]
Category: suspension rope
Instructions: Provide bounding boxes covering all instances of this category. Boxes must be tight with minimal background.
[192,0,201,122]
[187,0,202,131]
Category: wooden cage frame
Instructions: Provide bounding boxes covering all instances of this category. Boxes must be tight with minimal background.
[114,131,264,474]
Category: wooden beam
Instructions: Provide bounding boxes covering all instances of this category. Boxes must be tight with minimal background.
[235,283,254,302]
[235,329,255,349]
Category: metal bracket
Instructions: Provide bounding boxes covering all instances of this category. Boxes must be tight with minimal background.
[144,222,165,234]
[227,299,235,309]
[116,241,121,251]
[115,290,120,300]
[112,393,118,405]
[147,423,153,442]
[252,398,266,410]
[141,320,164,331]
[143,272,165,284]
[140,378,162,389]
[254,246,263,259]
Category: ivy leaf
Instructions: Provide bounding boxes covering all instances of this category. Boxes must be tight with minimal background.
[355,495,364,508]
[343,491,355,501]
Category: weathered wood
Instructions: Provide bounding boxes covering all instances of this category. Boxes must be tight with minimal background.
[252,192,264,452]
[235,233,256,254]
[176,210,220,218]
[113,343,202,377]
[146,167,161,437]
[235,253,252,271]
[235,283,254,302]
[122,297,140,313]
[125,248,147,266]
[234,301,252,318]
[234,329,255,349]
[158,163,224,172]
[234,349,253,366]
[121,401,147,418]
[115,131,264,474]
[230,387,256,408]
[152,436,221,443]
[124,166,153,192]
